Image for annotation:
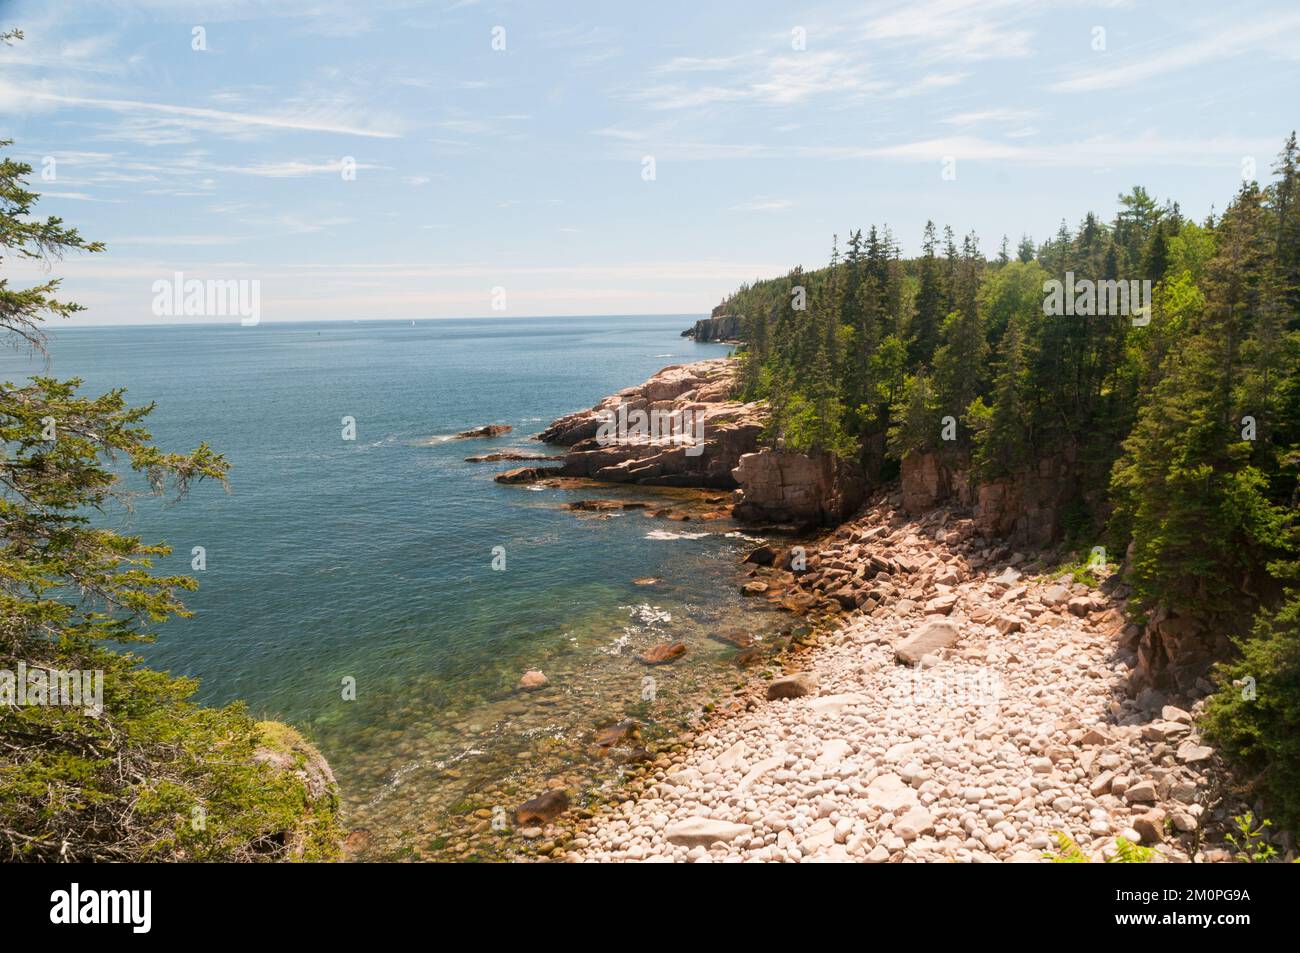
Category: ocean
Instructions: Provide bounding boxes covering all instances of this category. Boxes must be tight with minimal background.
[2,315,793,858]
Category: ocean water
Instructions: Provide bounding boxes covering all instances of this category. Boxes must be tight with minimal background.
[2,316,792,857]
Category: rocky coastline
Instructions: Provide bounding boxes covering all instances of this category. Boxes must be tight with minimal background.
[489,358,866,527]
[461,358,1278,863]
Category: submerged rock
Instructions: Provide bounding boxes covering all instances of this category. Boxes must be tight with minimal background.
[516,789,569,824]
[711,628,754,648]
[593,719,641,749]
[494,465,560,484]
[639,642,687,665]
[517,670,548,691]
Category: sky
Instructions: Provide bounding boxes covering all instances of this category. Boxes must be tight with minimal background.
[1,0,1298,325]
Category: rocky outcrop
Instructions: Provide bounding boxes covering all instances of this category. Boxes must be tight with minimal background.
[731,450,866,526]
[523,360,865,526]
[535,359,765,489]
[681,314,741,343]
[252,721,341,859]
[454,424,512,439]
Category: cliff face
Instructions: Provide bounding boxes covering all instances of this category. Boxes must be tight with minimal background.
[538,359,765,488]
[899,450,1091,549]
[681,314,742,343]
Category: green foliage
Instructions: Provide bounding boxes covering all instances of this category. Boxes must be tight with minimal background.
[1204,593,1300,832]
[1045,831,1155,863]
[0,134,341,861]
[1222,811,1279,863]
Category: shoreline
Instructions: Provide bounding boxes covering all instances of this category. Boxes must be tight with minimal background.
[556,493,1257,863]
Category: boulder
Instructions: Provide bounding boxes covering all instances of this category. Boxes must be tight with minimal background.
[766,672,818,700]
[517,670,548,691]
[1124,780,1158,804]
[895,620,959,665]
[1133,809,1167,844]
[664,816,752,847]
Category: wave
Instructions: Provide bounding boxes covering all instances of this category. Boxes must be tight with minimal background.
[645,529,710,541]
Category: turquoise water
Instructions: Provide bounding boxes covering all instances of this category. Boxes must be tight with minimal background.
[2,316,789,855]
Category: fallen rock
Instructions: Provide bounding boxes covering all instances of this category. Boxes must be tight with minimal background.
[1133,809,1167,844]
[1124,780,1158,804]
[1176,741,1214,763]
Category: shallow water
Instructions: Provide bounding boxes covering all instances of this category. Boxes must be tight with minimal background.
[3,316,792,856]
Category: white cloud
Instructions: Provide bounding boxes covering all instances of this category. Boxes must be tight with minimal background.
[942,108,1041,125]
[730,197,795,211]
[0,79,403,139]
[1051,12,1300,92]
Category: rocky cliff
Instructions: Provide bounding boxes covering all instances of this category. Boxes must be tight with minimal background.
[536,359,765,488]
[731,449,865,526]
[520,360,866,524]
[681,314,742,343]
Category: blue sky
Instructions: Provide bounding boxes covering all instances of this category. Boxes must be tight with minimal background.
[2,0,1298,324]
